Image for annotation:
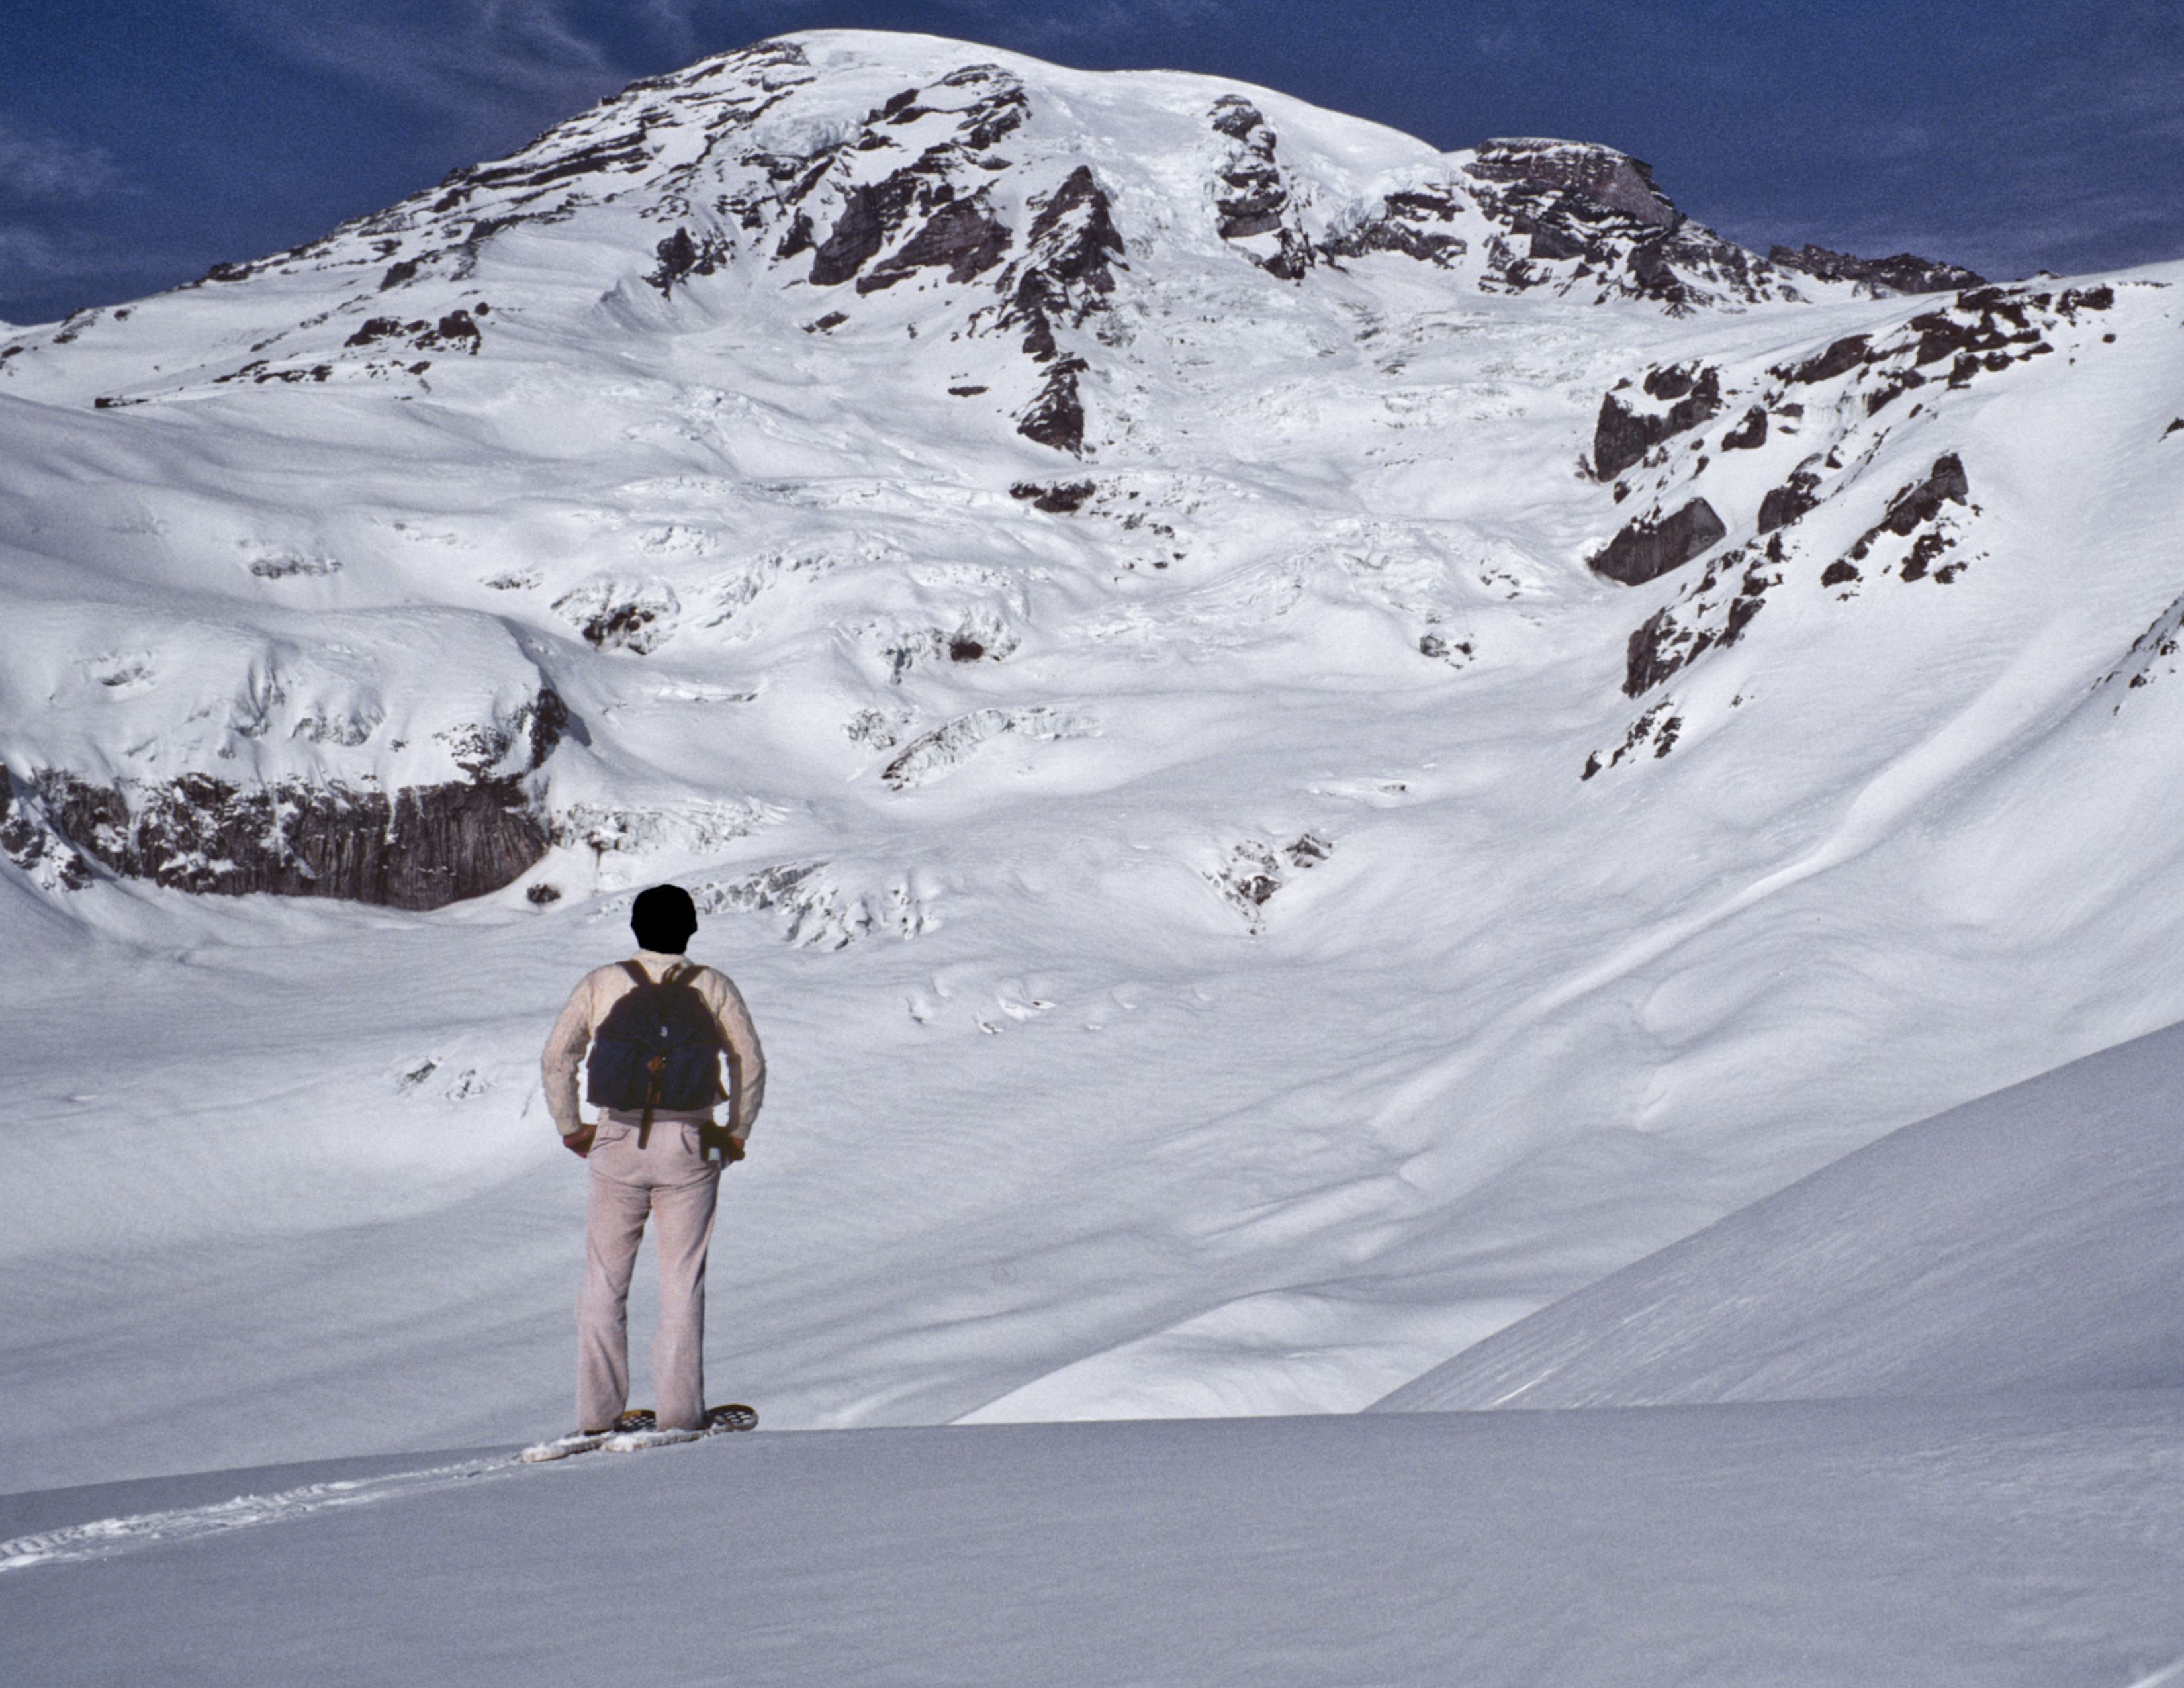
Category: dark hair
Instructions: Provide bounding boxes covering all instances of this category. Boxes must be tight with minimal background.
[630,884,698,954]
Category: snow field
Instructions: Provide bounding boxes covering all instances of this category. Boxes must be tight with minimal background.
[6,1397,2183,1686]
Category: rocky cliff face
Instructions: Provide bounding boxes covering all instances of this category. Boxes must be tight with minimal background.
[1770,242,1985,295]
[35,771,547,910]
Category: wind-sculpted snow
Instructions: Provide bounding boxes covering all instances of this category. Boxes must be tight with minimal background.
[3,29,2184,1485]
[1373,1017,2184,1411]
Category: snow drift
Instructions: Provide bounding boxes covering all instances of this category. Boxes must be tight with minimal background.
[1375,1016,2184,1411]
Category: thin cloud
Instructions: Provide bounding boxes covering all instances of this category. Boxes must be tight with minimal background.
[216,0,1230,126]
[213,0,626,125]
[0,117,122,202]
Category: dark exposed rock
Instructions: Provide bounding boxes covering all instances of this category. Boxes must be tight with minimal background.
[1862,367,1927,414]
[1321,189,1468,267]
[1216,158,1287,240]
[1463,138,1801,310]
[2166,419,2184,438]
[856,194,1009,293]
[1467,138,1679,228]
[995,165,1124,361]
[1209,95,1265,142]
[1758,468,1822,532]
[1839,455,1971,576]
[1900,530,1954,582]
[1876,453,1969,536]
[1721,406,1767,450]
[1592,365,1721,479]
[379,258,422,291]
[553,583,678,652]
[649,226,731,293]
[344,316,408,348]
[1768,243,1985,295]
[431,137,650,214]
[1624,608,1710,696]
[0,770,93,890]
[1010,479,1095,512]
[36,770,547,910]
[810,171,923,285]
[1017,357,1089,453]
[1780,334,1874,385]
[1617,547,1779,694]
[418,310,481,353]
[1590,498,1727,586]
[1821,559,1861,588]
[1206,98,1314,280]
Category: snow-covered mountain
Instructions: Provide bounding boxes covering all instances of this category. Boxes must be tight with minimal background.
[3,30,2183,1488]
[0,30,1887,909]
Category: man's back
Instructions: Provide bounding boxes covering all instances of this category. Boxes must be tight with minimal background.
[542,949,765,1142]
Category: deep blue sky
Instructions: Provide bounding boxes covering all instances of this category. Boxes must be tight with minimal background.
[3,1,2179,324]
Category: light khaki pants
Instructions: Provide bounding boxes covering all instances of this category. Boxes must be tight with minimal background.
[577,1119,721,1432]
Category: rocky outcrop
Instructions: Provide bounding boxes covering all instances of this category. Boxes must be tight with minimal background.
[34,771,548,910]
[1758,467,1823,533]
[18,684,570,908]
[1721,406,1767,451]
[553,580,681,652]
[1592,365,1722,479]
[1464,138,1801,310]
[881,705,1091,789]
[1770,284,2099,402]
[1467,138,1679,228]
[985,165,1125,452]
[1321,188,1468,268]
[1874,454,1970,536]
[1206,97,1314,281]
[857,193,1010,293]
[1,770,92,890]
[1832,455,1972,584]
[1590,498,1727,586]
[1768,243,1984,295]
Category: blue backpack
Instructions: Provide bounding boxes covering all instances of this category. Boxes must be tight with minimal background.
[586,962,721,1123]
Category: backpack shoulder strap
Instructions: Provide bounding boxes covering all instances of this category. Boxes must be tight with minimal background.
[619,959,653,990]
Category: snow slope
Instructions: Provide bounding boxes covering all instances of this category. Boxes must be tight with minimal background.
[4,30,2184,1489]
[7,1399,2184,1687]
[1375,1015,2184,1411]
[11,1011,2184,1683]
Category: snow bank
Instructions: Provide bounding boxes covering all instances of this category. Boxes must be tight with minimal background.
[7,1400,2184,1686]
[1375,1017,2184,1411]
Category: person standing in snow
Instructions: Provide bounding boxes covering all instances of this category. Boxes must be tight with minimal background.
[541,884,765,1434]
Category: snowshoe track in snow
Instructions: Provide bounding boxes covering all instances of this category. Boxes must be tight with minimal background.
[0,1456,516,1575]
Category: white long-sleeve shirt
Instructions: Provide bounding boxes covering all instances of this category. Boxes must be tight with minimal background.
[540,949,766,1141]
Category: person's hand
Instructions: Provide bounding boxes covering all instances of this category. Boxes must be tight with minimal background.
[725,1135,747,1163]
[562,1123,597,1158]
